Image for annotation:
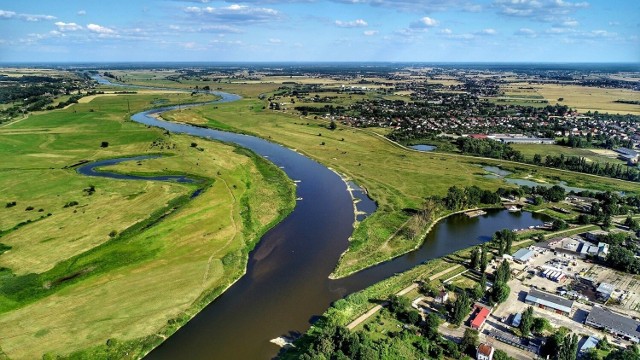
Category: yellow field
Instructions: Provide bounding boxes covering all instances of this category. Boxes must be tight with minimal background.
[504,82,640,115]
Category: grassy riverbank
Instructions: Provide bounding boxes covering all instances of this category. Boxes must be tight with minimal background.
[0,93,295,358]
[162,95,639,278]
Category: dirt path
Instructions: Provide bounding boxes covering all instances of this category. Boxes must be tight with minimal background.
[346,264,463,330]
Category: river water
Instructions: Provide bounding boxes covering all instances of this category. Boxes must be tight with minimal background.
[89,75,547,359]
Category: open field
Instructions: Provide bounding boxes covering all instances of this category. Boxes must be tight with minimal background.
[502,82,640,115]
[162,93,639,277]
[511,144,627,166]
[0,93,295,358]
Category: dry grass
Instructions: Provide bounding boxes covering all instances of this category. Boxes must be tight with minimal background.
[504,82,640,115]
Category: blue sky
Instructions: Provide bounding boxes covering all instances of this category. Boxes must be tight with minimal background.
[0,0,638,62]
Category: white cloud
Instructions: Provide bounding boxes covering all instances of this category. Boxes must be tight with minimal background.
[268,38,282,43]
[184,4,281,24]
[87,23,116,34]
[0,9,55,22]
[493,0,589,22]
[335,19,368,28]
[77,10,86,16]
[560,19,579,27]
[363,30,378,36]
[515,28,537,37]
[438,28,452,35]
[478,28,497,35]
[55,21,83,32]
[409,16,438,29]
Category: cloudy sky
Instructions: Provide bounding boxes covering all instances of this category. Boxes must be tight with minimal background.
[0,0,638,62]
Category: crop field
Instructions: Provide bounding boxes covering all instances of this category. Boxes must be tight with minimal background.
[0,92,294,358]
[502,82,640,115]
[162,92,639,277]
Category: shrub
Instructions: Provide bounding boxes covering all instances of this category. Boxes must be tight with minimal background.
[100,141,109,148]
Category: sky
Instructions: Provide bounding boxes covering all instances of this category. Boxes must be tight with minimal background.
[0,0,638,63]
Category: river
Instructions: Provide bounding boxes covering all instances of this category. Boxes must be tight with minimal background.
[88,75,548,359]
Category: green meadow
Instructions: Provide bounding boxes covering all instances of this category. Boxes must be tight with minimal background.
[0,93,295,358]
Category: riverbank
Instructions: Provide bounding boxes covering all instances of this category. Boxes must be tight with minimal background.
[329,205,504,279]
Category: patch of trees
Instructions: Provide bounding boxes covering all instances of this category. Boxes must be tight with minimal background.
[519,306,551,337]
[606,245,640,274]
[540,329,579,360]
[442,185,501,211]
[449,290,471,325]
[520,184,566,202]
[490,260,511,305]
[289,307,468,359]
[492,229,516,256]
[5,201,16,208]
[456,138,525,162]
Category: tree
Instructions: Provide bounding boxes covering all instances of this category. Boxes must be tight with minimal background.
[423,312,440,340]
[100,141,109,148]
[495,261,511,284]
[552,219,569,231]
[494,349,516,360]
[328,120,337,130]
[459,328,479,356]
[533,153,543,165]
[519,306,534,337]
[625,216,640,231]
[388,295,410,315]
[532,317,550,335]
[450,291,471,325]
[470,247,480,270]
[491,282,510,304]
[472,283,485,301]
[480,244,488,273]
[597,336,611,351]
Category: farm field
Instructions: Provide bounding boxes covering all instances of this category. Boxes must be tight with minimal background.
[0,92,295,358]
[502,82,640,115]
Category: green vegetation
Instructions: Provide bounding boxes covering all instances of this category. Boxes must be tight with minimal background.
[162,93,639,278]
[0,91,295,358]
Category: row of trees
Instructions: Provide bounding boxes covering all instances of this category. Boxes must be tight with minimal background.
[531,153,640,182]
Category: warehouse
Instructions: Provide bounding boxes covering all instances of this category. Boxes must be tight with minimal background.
[524,288,574,316]
[585,306,640,343]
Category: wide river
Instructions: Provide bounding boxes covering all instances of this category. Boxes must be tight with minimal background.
[90,77,548,359]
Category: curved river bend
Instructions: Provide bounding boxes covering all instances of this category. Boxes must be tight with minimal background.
[89,79,548,359]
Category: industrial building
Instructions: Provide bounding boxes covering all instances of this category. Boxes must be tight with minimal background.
[525,288,574,316]
[512,248,535,264]
[585,306,640,343]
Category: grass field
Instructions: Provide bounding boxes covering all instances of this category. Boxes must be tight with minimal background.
[161,93,639,278]
[0,92,295,358]
[511,143,627,166]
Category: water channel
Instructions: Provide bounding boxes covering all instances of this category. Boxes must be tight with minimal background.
[88,75,548,359]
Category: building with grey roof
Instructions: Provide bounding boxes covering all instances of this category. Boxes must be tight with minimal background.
[585,306,640,343]
[512,248,534,263]
[596,283,615,302]
[525,288,574,316]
